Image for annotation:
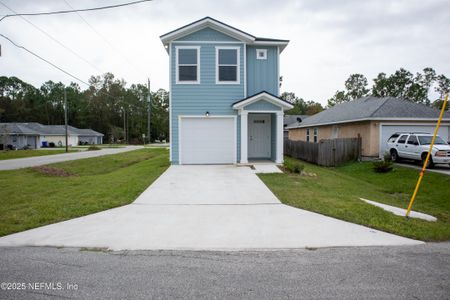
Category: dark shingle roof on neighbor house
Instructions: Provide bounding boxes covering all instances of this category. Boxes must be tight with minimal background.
[287,96,450,129]
[0,123,103,136]
[284,115,309,129]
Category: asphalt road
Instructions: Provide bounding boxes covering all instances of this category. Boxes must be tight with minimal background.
[1,244,449,299]
[0,146,143,170]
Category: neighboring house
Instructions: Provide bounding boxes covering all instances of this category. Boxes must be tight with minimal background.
[69,127,104,145]
[25,123,80,147]
[0,123,41,149]
[160,17,293,164]
[287,96,450,158]
[0,122,104,149]
[283,115,309,139]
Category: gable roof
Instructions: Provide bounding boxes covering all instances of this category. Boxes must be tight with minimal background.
[0,123,41,135]
[287,96,450,129]
[232,91,294,110]
[284,115,309,128]
[0,123,104,136]
[160,17,289,52]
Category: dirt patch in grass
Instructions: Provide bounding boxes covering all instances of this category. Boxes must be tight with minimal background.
[32,166,75,177]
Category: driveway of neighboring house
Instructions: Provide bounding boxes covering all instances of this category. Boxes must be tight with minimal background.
[0,146,144,170]
[0,165,422,251]
[395,162,450,176]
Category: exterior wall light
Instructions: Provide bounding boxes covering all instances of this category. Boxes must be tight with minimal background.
[205,111,210,117]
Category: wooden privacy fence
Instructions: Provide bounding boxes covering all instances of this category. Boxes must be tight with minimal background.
[284,138,361,167]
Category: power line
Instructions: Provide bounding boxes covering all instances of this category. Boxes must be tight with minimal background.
[62,0,147,78]
[0,1,104,74]
[0,33,147,111]
[0,33,90,85]
[0,0,152,22]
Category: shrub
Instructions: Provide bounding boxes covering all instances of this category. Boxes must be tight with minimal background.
[284,160,305,174]
[49,142,55,148]
[87,146,101,151]
[372,152,393,173]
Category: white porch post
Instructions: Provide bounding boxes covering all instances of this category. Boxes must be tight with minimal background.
[276,111,284,164]
[240,110,248,164]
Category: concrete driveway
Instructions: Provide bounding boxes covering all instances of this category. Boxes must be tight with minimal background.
[0,165,422,250]
[0,146,143,170]
[395,162,450,176]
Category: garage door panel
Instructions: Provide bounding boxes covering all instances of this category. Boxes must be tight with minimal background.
[380,124,449,156]
[180,117,235,164]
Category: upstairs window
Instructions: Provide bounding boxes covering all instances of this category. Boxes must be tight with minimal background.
[216,47,239,84]
[176,47,199,84]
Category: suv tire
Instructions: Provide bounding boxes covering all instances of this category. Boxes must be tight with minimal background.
[390,149,400,162]
[421,153,434,169]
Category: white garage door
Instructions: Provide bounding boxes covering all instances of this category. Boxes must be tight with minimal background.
[180,117,236,164]
[380,124,450,156]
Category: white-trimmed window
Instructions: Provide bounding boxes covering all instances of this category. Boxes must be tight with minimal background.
[176,46,200,84]
[313,128,318,143]
[216,46,239,84]
[256,49,267,60]
[306,129,310,142]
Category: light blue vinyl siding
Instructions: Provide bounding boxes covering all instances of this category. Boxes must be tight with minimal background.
[171,41,244,164]
[246,46,278,96]
[175,28,239,42]
[244,100,281,111]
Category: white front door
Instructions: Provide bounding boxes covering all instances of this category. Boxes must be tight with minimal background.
[248,114,271,158]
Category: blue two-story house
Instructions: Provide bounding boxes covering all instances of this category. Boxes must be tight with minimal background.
[160,17,293,165]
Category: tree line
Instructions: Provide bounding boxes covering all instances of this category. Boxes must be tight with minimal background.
[0,73,169,144]
[327,67,449,108]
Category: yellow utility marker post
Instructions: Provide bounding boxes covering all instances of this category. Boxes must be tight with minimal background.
[405,94,448,219]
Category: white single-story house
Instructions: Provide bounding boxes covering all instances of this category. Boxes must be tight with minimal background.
[0,122,104,149]
[0,123,40,149]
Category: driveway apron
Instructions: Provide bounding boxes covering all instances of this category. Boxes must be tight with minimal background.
[0,165,422,250]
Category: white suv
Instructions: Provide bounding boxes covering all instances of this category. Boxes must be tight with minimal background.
[387,132,450,168]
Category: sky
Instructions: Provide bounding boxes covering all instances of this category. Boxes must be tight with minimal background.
[0,0,449,105]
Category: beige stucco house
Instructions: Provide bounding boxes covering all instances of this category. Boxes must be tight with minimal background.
[287,96,450,158]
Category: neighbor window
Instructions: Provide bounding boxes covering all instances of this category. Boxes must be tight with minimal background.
[313,128,318,143]
[177,47,199,83]
[306,129,310,142]
[216,47,239,83]
[256,49,267,60]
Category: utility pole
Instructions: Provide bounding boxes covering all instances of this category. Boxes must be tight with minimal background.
[123,107,126,144]
[64,88,68,153]
[147,78,151,144]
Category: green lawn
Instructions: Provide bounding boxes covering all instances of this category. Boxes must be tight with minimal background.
[0,149,78,160]
[0,148,169,237]
[259,157,450,241]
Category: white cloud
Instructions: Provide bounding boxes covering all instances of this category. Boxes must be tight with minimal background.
[0,0,449,105]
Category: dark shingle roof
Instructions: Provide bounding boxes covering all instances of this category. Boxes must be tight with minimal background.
[0,123,41,135]
[284,115,309,128]
[287,96,450,128]
[0,123,103,136]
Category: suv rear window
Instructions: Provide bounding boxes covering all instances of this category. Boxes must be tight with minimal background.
[397,135,408,144]
[387,134,400,143]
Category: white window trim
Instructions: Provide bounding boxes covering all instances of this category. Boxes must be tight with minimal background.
[313,128,318,143]
[215,46,240,85]
[256,49,267,60]
[306,128,310,142]
[175,46,200,84]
